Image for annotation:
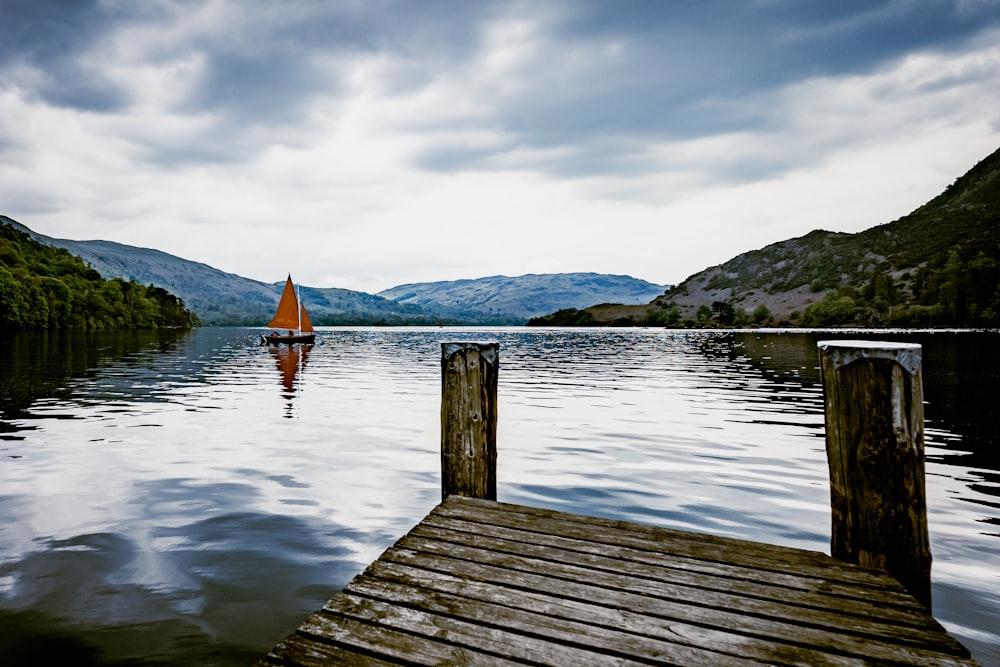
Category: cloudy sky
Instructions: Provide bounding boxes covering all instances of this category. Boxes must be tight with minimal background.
[2,1,1000,293]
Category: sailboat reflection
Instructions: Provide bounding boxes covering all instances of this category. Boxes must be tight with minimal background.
[270,343,312,395]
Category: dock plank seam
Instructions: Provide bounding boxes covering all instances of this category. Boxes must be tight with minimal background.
[326,591,742,667]
[433,498,902,588]
[359,544,971,665]
[400,524,937,630]
[316,598,629,666]
[413,512,929,620]
[343,563,873,667]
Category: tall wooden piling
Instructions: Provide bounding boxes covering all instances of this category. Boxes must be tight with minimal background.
[440,342,499,500]
[817,340,931,610]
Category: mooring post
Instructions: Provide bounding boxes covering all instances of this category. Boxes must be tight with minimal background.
[441,341,499,500]
[817,340,931,610]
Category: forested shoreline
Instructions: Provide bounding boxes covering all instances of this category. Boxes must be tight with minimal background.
[0,221,199,330]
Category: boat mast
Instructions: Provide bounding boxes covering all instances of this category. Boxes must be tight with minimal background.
[296,282,302,333]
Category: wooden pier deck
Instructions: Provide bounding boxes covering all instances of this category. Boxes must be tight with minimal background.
[257,495,976,666]
[258,341,978,665]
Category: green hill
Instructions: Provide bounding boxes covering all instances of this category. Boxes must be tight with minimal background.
[533,145,1000,328]
[0,222,198,330]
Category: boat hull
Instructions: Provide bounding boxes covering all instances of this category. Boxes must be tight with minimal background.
[261,333,316,346]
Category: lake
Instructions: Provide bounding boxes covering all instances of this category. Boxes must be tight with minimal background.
[1,327,998,665]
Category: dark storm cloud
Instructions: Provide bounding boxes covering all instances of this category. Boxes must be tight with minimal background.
[2,0,998,175]
[423,2,997,144]
[558,1,996,84]
[168,0,494,126]
[1,0,129,111]
[0,0,498,165]
[405,0,1000,179]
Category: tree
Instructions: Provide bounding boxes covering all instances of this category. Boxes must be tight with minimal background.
[803,292,856,326]
[711,301,735,325]
[646,304,679,326]
[752,303,771,325]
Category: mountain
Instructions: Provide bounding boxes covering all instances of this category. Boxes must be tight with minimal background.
[378,273,668,322]
[532,145,1000,329]
[0,216,441,326]
[1,216,665,325]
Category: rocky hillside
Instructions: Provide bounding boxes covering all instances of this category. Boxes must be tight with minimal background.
[378,273,667,322]
[533,144,1000,328]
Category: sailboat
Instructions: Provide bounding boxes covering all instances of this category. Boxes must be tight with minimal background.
[261,275,316,345]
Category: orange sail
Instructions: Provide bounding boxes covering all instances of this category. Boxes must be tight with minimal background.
[299,299,313,332]
[268,275,315,332]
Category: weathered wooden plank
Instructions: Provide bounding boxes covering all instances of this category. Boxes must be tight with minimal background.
[322,592,658,666]
[398,526,934,630]
[345,561,870,666]
[413,513,926,617]
[261,496,977,666]
[373,545,970,665]
[291,609,524,666]
[256,632,401,667]
[435,494,913,579]
[433,497,907,588]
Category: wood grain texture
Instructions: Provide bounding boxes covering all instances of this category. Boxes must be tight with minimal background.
[818,341,932,610]
[258,496,977,667]
[440,342,498,500]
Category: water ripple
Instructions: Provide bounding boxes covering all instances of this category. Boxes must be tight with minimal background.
[0,327,997,665]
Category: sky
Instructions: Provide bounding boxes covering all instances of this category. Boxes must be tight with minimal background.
[2,1,1000,294]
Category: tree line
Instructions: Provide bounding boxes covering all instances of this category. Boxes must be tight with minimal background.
[797,250,1000,328]
[662,248,1000,329]
[0,223,199,330]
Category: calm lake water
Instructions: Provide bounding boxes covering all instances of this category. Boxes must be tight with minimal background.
[1,327,998,665]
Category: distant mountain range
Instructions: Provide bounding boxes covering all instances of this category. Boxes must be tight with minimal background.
[0,216,667,326]
[531,144,1000,328]
[378,274,667,322]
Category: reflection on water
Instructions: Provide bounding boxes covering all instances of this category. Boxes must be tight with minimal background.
[269,344,311,394]
[268,344,312,418]
[0,327,998,665]
[0,329,192,425]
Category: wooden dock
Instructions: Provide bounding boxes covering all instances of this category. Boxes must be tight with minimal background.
[258,496,975,666]
[258,341,978,666]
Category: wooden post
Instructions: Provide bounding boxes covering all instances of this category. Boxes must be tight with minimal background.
[441,342,499,500]
[817,340,932,610]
